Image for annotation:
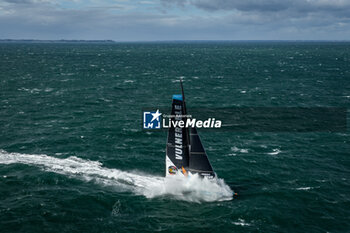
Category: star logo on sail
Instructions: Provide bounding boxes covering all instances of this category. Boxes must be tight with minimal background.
[143,110,162,129]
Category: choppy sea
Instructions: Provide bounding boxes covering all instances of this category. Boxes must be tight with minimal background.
[0,41,349,232]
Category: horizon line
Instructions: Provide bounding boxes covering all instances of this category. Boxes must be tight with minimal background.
[1,39,350,43]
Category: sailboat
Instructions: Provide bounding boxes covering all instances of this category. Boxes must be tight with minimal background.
[165,80,216,179]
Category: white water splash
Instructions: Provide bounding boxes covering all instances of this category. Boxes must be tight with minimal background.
[0,150,233,202]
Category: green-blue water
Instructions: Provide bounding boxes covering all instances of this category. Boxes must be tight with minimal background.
[0,42,350,232]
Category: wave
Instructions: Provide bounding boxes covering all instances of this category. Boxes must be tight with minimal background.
[0,150,233,202]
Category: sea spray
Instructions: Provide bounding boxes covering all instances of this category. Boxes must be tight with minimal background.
[0,150,233,202]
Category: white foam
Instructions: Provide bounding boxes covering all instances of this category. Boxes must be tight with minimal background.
[267,148,281,155]
[231,146,249,153]
[295,187,312,190]
[0,150,233,202]
[232,218,251,226]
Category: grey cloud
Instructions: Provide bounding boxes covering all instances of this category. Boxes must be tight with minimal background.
[159,0,350,36]
[192,0,290,12]
[0,1,202,40]
[1,0,44,4]
[0,0,349,40]
[162,0,350,16]
[160,0,187,8]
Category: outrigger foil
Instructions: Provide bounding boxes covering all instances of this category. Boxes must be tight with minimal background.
[165,80,216,179]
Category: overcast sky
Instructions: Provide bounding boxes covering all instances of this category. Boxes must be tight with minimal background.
[0,0,349,41]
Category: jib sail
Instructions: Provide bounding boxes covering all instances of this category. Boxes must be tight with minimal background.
[188,127,215,178]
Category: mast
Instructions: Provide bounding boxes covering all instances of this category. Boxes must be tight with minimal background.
[180,78,187,115]
[180,78,190,146]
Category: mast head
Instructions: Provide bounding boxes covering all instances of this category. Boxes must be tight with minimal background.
[179,78,184,89]
[178,78,187,115]
[172,94,183,101]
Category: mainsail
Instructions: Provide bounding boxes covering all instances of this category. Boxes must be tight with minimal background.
[165,81,216,179]
[165,94,190,174]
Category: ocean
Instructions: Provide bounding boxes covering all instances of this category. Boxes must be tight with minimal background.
[0,41,349,232]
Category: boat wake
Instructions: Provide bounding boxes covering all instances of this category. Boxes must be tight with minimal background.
[0,150,233,202]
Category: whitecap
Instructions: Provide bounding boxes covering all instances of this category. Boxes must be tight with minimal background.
[267,149,281,155]
[232,218,251,226]
[225,153,237,157]
[124,80,134,83]
[231,146,249,153]
[295,187,312,190]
